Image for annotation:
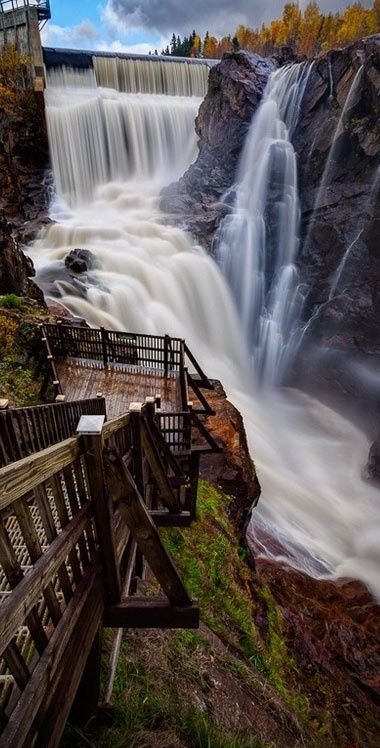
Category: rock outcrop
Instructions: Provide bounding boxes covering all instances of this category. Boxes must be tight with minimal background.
[161,52,275,249]
[292,36,380,415]
[0,92,50,300]
[162,39,380,435]
[196,383,380,747]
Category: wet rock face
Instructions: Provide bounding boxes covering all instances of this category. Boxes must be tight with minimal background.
[364,437,380,482]
[0,93,49,301]
[0,211,42,301]
[199,380,261,533]
[250,551,380,746]
[161,52,275,250]
[292,36,380,404]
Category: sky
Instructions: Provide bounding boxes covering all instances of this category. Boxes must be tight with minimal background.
[42,1,374,55]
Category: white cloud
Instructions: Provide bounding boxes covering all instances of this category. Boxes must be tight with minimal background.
[105,0,374,37]
[41,21,99,49]
[41,20,158,55]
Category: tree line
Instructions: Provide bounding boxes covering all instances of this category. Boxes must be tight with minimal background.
[153,1,380,60]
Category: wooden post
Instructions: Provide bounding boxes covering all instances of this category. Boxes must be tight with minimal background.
[100,327,108,368]
[57,319,65,357]
[70,625,103,727]
[0,400,9,410]
[81,420,121,605]
[164,335,169,377]
[104,449,192,606]
[188,453,200,519]
[145,397,155,429]
[129,403,144,499]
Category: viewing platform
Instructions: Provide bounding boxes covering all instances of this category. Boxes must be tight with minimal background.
[0,323,221,746]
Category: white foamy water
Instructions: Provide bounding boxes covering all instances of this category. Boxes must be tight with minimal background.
[216,64,313,386]
[29,63,380,600]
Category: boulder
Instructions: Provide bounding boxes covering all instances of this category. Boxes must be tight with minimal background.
[64,248,98,274]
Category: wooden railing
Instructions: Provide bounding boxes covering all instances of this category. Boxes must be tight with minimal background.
[42,324,183,375]
[0,397,106,468]
[0,398,201,747]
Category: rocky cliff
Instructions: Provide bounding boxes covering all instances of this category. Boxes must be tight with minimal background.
[161,52,275,249]
[0,91,50,299]
[293,36,380,418]
[162,39,380,438]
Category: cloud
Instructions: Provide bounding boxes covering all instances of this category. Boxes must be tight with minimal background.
[41,21,99,48]
[41,20,155,55]
[105,0,373,37]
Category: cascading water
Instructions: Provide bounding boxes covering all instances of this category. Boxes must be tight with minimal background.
[46,54,211,97]
[29,59,380,600]
[216,63,313,386]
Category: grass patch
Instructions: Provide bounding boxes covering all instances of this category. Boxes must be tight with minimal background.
[0,293,22,310]
[164,480,262,660]
[0,308,45,406]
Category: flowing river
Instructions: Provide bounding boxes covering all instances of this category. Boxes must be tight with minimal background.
[29,57,380,599]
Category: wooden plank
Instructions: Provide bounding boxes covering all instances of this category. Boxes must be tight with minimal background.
[49,474,82,585]
[29,573,103,748]
[0,518,48,655]
[0,504,91,657]
[187,374,215,415]
[104,448,192,606]
[102,413,130,441]
[105,597,199,629]
[34,485,73,605]
[150,510,192,527]
[0,438,81,511]
[1,563,103,748]
[3,640,30,691]
[140,419,181,513]
[82,434,121,605]
[13,498,62,627]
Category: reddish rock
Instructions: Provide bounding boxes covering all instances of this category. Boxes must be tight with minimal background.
[197,380,260,532]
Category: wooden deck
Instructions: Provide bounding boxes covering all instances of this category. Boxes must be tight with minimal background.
[56,359,181,418]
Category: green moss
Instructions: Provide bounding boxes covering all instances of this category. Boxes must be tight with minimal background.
[0,293,22,310]
[0,356,39,406]
[164,480,261,660]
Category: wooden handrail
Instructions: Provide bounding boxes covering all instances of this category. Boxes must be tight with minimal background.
[0,504,91,656]
[0,437,81,510]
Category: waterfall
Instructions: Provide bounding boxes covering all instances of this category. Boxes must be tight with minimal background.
[45,75,201,204]
[45,55,211,98]
[216,63,312,386]
[93,55,210,97]
[28,61,380,601]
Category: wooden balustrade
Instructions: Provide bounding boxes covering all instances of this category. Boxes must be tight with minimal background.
[0,398,202,746]
[0,397,106,468]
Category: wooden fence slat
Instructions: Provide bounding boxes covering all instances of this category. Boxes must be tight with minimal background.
[3,640,30,691]
[13,498,62,627]
[34,485,73,605]
[104,448,192,606]
[0,563,102,748]
[0,517,48,655]
[82,434,121,605]
[49,474,82,585]
[0,503,91,657]
[0,438,81,511]
[140,419,181,513]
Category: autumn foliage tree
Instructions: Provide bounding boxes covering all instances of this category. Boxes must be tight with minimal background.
[163,1,380,60]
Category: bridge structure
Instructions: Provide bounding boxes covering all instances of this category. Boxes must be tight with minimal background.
[0,323,221,747]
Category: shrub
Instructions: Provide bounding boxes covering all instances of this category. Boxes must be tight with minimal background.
[0,294,22,310]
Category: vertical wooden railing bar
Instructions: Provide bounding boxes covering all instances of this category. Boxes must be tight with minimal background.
[82,426,121,605]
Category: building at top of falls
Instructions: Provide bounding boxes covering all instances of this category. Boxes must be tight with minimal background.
[43,47,215,97]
